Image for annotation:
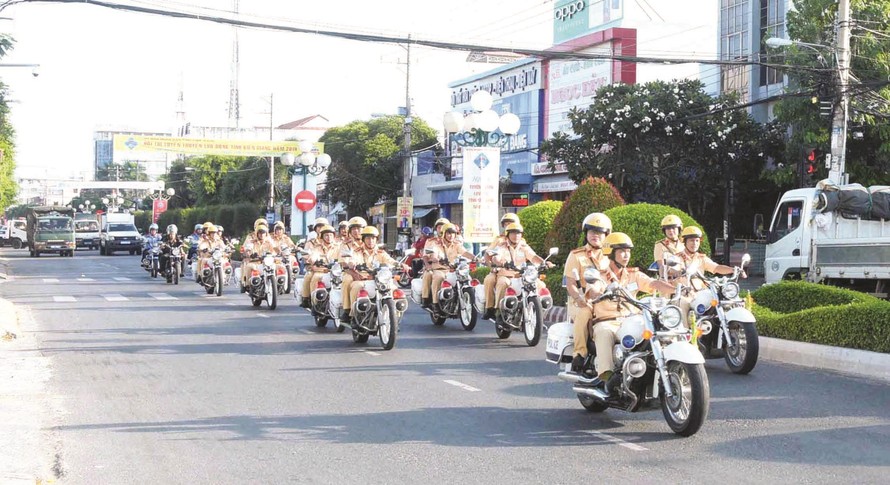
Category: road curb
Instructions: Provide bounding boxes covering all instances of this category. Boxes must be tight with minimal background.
[542,305,890,383]
[0,297,18,340]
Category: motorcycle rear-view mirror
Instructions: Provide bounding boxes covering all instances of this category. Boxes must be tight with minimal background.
[740,253,751,268]
[548,247,559,256]
[583,267,602,284]
[231,238,240,245]
[647,262,659,274]
[663,255,681,267]
[403,248,416,257]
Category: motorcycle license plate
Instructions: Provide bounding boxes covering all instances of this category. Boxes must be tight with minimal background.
[546,337,560,352]
[121,241,130,245]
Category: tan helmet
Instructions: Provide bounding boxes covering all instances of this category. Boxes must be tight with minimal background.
[255,223,269,233]
[318,224,336,236]
[440,223,458,236]
[661,214,683,230]
[348,216,367,229]
[313,217,330,228]
[338,220,349,229]
[434,217,450,228]
[202,221,214,231]
[273,220,285,231]
[360,226,380,238]
[500,213,520,225]
[681,226,703,240]
[205,224,218,234]
[581,213,612,235]
[254,218,267,231]
[504,222,524,234]
[603,232,633,256]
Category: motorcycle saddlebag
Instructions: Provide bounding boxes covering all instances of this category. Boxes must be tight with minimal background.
[545,321,574,364]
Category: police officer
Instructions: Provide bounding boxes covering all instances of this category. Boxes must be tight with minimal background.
[337,221,349,243]
[585,233,675,387]
[653,214,684,281]
[491,222,551,311]
[564,213,612,373]
[159,224,186,281]
[420,217,450,309]
[186,223,203,270]
[344,226,409,323]
[239,219,277,290]
[306,225,341,300]
[677,226,736,277]
[339,216,368,323]
[481,213,519,320]
[141,223,162,267]
[427,223,475,311]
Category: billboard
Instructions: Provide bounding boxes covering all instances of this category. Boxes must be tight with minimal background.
[546,42,614,138]
[554,0,625,44]
[113,135,318,157]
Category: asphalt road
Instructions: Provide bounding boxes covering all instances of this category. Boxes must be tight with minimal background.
[1,247,889,484]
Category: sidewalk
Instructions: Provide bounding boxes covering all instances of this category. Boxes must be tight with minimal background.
[542,304,890,384]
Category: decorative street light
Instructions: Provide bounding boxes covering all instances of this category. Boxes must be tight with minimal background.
[443,90,521,147]
[281,141,332,238]
[148,187,175,223]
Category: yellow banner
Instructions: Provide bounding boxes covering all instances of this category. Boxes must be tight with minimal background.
[112,135,323,157]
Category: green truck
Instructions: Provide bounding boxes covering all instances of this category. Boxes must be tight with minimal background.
[26,206,76,257]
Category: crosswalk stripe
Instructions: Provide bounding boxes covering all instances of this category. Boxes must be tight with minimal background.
[148,293,177,301]
[102,294,129,302]
[43,278,59,283]
[113,277,132,281]
[77,278,95,282]
[53,296,76,302]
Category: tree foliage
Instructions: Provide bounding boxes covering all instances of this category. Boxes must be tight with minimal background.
[772,0,890,187]
[540,79,784,235]
[0,33,17,210]
[543,177,625,264]
[322,115,438,216]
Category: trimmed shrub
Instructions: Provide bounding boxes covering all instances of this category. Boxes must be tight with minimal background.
[518,200,562,257]
[544,177,625,264]
[133,210,152,232]
[604,203,711,269]
[751,281,890,353]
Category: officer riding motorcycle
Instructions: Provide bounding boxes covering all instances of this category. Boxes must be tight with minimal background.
[480,213,520,320]
[141,223,163,277]
[159,224,187,284]
[653,214,684,281]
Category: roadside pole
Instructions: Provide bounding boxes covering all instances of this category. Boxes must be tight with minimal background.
[828,0,851,184]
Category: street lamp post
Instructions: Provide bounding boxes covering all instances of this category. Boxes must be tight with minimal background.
[148,187,176,223]
[281,141,332,238]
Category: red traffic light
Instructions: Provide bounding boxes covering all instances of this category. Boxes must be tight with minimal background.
[807,163,817,174]
[807,150,818,162]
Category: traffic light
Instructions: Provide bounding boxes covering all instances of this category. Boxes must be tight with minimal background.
[803,148,820,185]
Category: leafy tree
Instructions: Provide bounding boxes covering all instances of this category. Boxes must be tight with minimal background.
[322,116,438,216]
[543,177,625,264]
[0,33,18,210]
[540,79,783,235]
[772,0,890,187]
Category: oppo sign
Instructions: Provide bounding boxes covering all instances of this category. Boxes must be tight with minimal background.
[555,0,585,21]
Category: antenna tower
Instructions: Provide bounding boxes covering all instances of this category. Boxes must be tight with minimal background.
[227,0,241,128]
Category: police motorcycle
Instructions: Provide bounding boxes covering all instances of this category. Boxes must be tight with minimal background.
[484,247,558,346]
[160,242,186,285]
[196,240,237,296]
[410,248,478,331]
[242,247,283,310]
[660,253,759,374]
[393,250,415,289]
[345,254,409,351]
[279,246,300,295]
[304,255,347,333]
[546,267,710,436]
[142,244,161,278]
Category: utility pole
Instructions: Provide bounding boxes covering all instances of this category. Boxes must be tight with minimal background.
[828,0,851,184]
[268,92,275,213]
[402,38,412,199]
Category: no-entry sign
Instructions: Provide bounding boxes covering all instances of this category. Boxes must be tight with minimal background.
[294,190,317,212]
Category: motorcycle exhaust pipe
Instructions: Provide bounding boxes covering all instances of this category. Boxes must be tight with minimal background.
[558,371,599,385]
[354,297,371,313]
[394,299,408,312]
[438,287,454,302]
[698,321,713,335]
[499,295,519,312]
[572,385,610,401]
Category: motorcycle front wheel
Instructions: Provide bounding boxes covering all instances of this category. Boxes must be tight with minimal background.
[315,314,329,327]
[150,264,157,278]
[172,263,179,285]
[265,276,278,310]
[724,321,759,374]
[578,393,608,413]
[352,326,369,344]
[459,289,477,331]
[523,296,543,346]
[378,299,398,351]
[215,267,223,296]
[661,361,709,437]
[251,296,263,307]
[494,312,512,339]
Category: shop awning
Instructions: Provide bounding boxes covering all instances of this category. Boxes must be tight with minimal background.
[414,207,436,219]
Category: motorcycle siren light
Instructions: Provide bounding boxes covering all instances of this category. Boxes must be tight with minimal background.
[317,281,326,289]
[539,287,551,296]
[470,279,480,287]
[357,289,369,299]
[441,281,452,288]
[505,287,517,296]
[276,266,286,276]
[393,289,405,299]
[251,269,261,277]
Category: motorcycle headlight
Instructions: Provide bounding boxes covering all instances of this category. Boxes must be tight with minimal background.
[722,282,740,299]
[457,264,470,278]
[263,255,275,267]
[522,267,538,284]
[376,267,393,285]
[172,248,181,256]
[659,305,683,329]
[212,249,222,261]
[331,263,343,278]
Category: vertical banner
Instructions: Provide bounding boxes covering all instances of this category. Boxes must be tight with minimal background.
[151,198,168,223]
[462,146,500,243]
[290,174,317,238]
[396,197,413,229]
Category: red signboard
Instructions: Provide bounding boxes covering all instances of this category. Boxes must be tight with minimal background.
[152,198,168,223]
[294,190,317,212]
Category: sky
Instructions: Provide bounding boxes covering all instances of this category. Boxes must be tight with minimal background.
[0,0,716,181]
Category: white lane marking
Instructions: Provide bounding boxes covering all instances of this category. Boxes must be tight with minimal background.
[443,380,481,392]
[257,313,270,318]
[77,277,95,282]
[43,278,59,283]
[363,350,381,357]
[582,430,648,451]
[148,293,177,301]
[298,329,312,334]
[103,294,129,302]
[53,296,76,302]
[113,277,132,281]
[227,302,238,306]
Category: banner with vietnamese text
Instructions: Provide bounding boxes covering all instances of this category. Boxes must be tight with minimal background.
[113,135,322,157]
[461,147,500,243]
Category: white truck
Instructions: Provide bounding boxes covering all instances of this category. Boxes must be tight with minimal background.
[98,212,143,256]
[764,182,890,297]
[0,219,28,249]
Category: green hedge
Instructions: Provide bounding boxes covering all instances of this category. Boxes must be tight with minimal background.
[518,200,562,257]
[604,203,711,269]
[751,281,890,353]
[158,202,262,240]
[544,177,625,265]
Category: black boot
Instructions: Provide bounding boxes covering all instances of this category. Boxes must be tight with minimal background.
[482,308,495,320]
[421,297,432,309]
[340,309,351,324]
[301,297,311,309]
[571,354,585,373]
